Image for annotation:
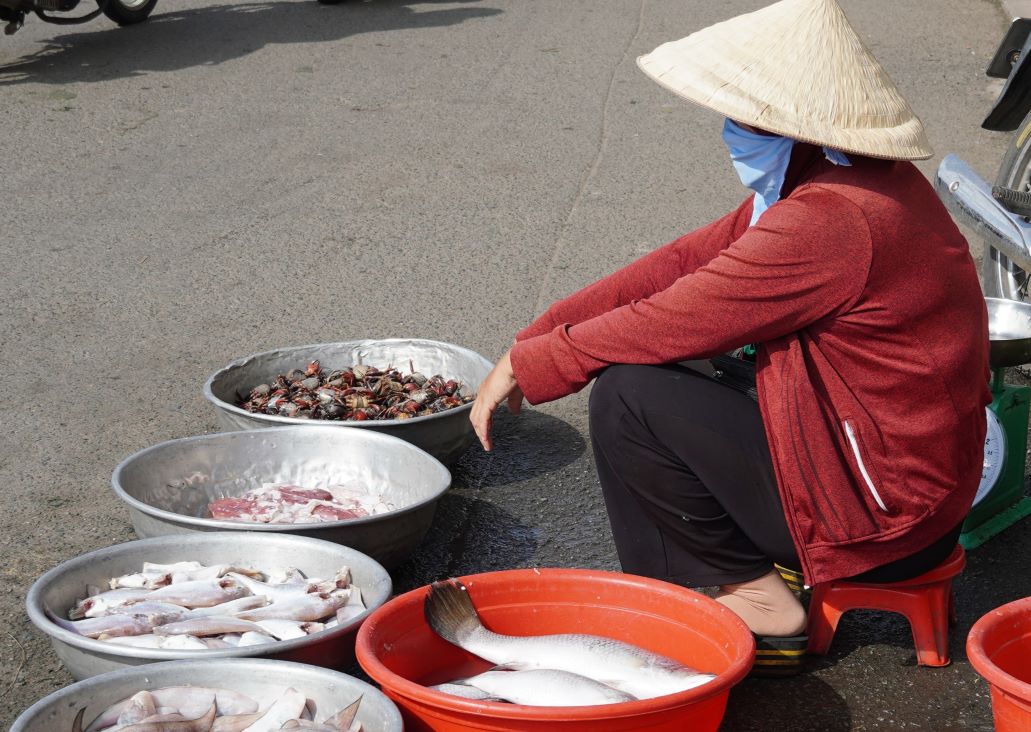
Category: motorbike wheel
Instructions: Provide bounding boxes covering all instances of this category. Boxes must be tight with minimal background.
[100,0,157,26]
[984,110,1031,300]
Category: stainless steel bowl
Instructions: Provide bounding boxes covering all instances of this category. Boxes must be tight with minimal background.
[987,296,1031,367]
[9,658,403,732]
[25,533,392,679]
[203,338,494,465]
[111,426,452,569]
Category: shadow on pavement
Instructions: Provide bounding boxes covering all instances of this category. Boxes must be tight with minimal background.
[391,492,539,593]
[0,0,500,85]
[722,675,851,732]
[453,407,588,489]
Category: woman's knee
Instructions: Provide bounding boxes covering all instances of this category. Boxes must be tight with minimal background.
[589,365,651,443]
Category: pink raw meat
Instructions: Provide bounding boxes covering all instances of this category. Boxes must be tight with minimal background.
[209,497,271,522]
[270,486,335,504]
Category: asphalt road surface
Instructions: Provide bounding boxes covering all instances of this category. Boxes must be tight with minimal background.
[0,1,1025,730]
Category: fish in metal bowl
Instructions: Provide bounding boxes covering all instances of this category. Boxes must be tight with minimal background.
[8,658,403,732]
[203,339,494,465]
[111,426,452,570]
[26,533,392,680]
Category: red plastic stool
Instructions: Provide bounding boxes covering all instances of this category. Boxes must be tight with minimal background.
[806,544,966,667]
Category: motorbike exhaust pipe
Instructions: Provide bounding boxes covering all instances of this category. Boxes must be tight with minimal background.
[935,154,1031,273]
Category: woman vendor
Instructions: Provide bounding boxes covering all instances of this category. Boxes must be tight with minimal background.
[469,0,990,673]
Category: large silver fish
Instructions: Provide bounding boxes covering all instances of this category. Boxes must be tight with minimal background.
[452,669,636,706]
[428,682,501,701]
[423,579,716,700]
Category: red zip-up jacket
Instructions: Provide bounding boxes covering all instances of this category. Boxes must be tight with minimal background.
[511,147,990,584]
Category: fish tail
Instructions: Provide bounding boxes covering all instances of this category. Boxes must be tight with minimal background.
[424,579,483,646]
[45,607,77,633]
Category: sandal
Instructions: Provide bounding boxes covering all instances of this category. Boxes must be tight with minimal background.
[775,563,811,607]
[750,633,809,677]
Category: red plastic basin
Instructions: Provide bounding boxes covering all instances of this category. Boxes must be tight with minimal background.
[968,597,1031,732]
[356,568,755,731]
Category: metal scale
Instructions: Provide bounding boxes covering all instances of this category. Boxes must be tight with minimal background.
[962,298,1031,548]
[935,156,1031,548]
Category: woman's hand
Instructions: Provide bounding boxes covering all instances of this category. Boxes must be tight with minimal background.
[470,348,524,451]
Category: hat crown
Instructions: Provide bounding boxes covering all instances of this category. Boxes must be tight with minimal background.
[637,0,932,160]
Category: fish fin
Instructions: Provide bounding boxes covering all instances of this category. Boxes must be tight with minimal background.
[324,695,361,729]
[72,707,85,732]
[423,579,483,647]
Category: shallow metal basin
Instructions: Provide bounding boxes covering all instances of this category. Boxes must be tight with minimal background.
[25,533,392,680]
[987,297,1031,367]
[203,338,494,465]
[9,658,403,732]
[111,426,452,569]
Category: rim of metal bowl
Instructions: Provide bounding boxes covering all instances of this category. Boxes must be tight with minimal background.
[9,658,403,732]
[25,533,392,662]
[202,338,493,427]
[111,425,452,533]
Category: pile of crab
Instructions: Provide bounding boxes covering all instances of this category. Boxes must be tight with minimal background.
[236,360,474,421]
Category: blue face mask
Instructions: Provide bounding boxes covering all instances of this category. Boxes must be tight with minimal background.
[721,119,852,226]
[721,119,795,226]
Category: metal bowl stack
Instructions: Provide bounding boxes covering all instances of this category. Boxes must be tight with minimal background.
[111,425,452,569]
[203,338,494,465]
[26,533,392,679]
[9,658,403,732]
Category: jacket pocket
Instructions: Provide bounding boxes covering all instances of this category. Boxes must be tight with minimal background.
[842,419,890,513]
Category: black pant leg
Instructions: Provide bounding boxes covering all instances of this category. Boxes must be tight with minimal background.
[589,363,799,587]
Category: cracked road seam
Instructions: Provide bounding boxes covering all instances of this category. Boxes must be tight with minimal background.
[531,0,647,319]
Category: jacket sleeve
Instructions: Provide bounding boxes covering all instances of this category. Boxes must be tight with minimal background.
[515,200,753,341]
[510,189,871,404]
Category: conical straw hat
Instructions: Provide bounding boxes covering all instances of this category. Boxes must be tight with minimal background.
[637,0,932,160]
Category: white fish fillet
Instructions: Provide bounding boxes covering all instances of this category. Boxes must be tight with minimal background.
[108,571,171,590]
[158,635,209,650]
[334,587,366,625]
[114,691,157,727]
[235,592,348,622]
[185,595,269,618]
[154,616,264,637]
[146,578,249,608]
[102,635,165,649]
[103,602,189,619]
[50,611,161,640]
[225,573,315,604]
[237,631,276,646]
[240,687,307,731]
[254,619,306,640]
[210,713,264,732]
[71,588,151,619]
